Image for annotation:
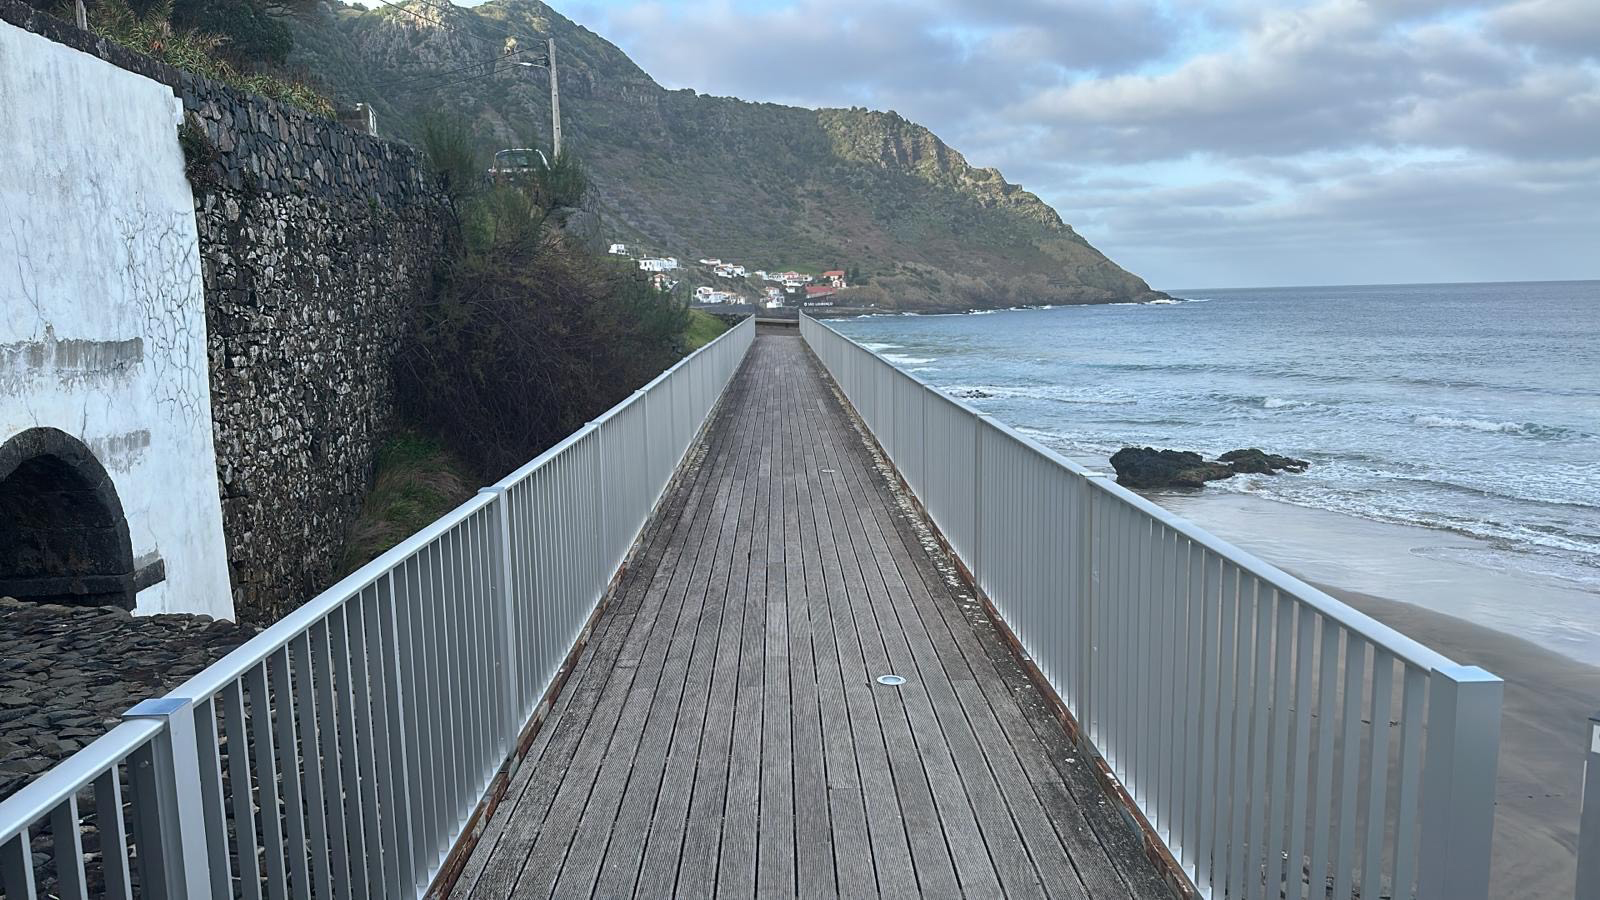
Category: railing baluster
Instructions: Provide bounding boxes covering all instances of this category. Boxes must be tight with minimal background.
[1333,636,1369,900]
[243,663,288,900]
[222,680,262,900]
[1285,604,1317,900]
[328,608,370,900]
[289,630,332,896]
[48,795,86,900]
[1,829,36,900]
[190,696,232,900]
[268,647,310,895]
[95,766,134,900]
[1362,648,1395,900]
[310,619,352,900]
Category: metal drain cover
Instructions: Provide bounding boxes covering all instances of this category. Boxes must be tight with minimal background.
[876,674,907,686]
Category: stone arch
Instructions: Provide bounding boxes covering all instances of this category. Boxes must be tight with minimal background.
[0,427,139,608]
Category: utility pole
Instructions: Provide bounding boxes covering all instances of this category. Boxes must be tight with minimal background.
[74,0,86,28]
[547,38,562,159]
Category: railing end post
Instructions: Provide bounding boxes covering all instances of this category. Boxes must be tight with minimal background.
[1578,710,1600,900]
[122,697,211,900]
[1417,664,1502,900]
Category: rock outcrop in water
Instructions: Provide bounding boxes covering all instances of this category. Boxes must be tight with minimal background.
[1110,446,1309,489]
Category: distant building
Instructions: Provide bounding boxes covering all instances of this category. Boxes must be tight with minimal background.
[608,243,629,255]
[823,269,847,288]
[338,103,378,137]
[694,286,733,304]
[698,258,721,266]
[729,265,747,277]
[638,257,678,273]
[804,285,837,306]
[650,273,677,292]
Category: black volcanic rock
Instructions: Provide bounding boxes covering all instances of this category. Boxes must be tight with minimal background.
[1110,447,1233,489]
[1217,447,1310,474]
[1111,446,1311,489]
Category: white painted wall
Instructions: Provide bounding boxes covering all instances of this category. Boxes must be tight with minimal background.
[0,21,233,618]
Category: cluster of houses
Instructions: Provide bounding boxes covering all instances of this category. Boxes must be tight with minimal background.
[610,243,681,293]
[610,243,850,309]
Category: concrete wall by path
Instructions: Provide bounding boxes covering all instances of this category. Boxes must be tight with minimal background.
[0,20,233,617]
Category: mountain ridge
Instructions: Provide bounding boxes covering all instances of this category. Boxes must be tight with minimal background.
[290,0,1168,310]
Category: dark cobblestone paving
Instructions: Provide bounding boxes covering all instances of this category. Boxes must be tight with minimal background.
[0,597,258,802]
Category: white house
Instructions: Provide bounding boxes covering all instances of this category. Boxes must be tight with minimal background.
[729,265,747,277]
[637,257,679,273]
[698,258,721,266]
[608,243,629,256]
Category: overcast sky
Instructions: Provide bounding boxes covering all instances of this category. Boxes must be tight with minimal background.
[519,0,1597,289]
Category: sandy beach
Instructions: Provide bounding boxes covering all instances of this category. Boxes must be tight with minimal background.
[1157,490,1598,900]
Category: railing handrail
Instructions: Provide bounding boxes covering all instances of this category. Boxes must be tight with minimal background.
[0,720,163,846]
[804,313,1459,672]
[169,490,499,702]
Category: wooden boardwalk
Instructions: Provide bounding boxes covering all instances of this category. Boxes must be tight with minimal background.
[452,332,1173,899]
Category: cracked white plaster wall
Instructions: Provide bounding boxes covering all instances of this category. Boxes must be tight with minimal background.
[1,19,232,618]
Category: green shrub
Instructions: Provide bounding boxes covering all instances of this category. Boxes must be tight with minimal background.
[86,0,334,117]
[530,151,588,210]
[401,132,691,477]
[420,115,484,204]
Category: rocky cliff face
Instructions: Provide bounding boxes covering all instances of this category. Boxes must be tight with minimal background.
[290,0,1166,310]
[818,109,1067,231]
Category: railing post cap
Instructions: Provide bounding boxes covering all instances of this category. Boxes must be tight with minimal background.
[478,485,506,496]
[1434,664,1502,684]
[123,697,191,720]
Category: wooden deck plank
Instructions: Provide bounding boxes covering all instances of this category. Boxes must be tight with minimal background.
[450,332,1174,900]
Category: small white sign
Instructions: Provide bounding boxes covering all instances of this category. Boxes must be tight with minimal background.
[1591,723,1600,754]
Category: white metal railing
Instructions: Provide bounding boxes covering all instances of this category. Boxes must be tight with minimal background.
[800,313,1503,900]
[0,315,754,899]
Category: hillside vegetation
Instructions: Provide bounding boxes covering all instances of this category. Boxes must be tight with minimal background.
[289,0,1165,311]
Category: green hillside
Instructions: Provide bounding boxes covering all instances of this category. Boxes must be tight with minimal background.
[290,0,1166,310]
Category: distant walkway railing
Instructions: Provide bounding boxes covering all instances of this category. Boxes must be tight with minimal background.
[800,313,1503,900]
[0,316,755,899]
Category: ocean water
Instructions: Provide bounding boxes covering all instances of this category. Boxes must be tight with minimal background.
[834,281,1600,595]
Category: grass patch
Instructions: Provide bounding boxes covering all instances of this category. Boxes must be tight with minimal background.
[684,309,728,351]
[90,0,334,118]
[338,430,479,576]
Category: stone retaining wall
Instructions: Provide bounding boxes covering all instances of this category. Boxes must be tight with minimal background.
[1,0,452,623]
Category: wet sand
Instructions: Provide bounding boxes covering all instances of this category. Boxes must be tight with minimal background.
[1156,490,1598,900]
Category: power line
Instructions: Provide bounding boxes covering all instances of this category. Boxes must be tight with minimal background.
[385,59,529,96]
[371,46,532,89]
